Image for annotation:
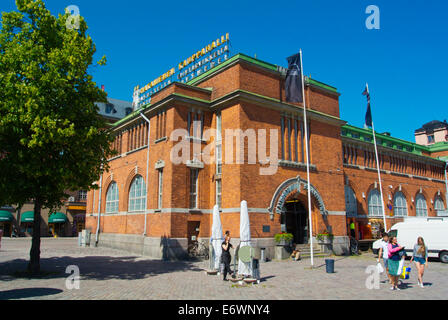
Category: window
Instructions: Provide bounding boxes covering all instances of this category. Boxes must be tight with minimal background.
[216,112,222,175]
[393,192,408,217]
[434,196,445,213]
[216,144,222,175]
[344,186,357,217]
[78,190,87,201]
[415,194,427,216]
[216,179,222,208]
[190,169,199,209]
[280,115,309,162]
[128,175,146,212]
[187,109,203,139]
[105,182,119,213]
[427,135,435,144]
[368,189,383,216]
[158,169,163,209]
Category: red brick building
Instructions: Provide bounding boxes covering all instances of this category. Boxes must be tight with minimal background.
[85,53,448,259]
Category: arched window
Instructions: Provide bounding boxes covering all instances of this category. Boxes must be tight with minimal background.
[129,175,146,212]
[393,192,408,217]
[434,196,445,213]
[344,186,357,217]
[105,182,119,213]
[415,194,427,216]
[368,189,382,216]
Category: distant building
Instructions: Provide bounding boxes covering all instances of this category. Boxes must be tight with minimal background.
[415,120,448,146]
[96,97,133,123]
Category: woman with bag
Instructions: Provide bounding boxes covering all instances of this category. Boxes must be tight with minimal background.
[387,236,405,291]
[410,236,428,288]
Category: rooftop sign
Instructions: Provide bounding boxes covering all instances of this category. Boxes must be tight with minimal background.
[133,33,230,109]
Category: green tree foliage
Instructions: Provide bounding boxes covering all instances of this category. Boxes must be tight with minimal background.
[0,0,115,274]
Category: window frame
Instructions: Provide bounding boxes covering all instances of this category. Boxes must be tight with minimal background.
[368,189,382,217]
[393,191,408,217]
[189,169,199,209]
[415,194,428,217]
[128,175,146,212]
[105,182,119,214]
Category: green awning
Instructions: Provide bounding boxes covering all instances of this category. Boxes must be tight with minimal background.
[0,210,13,222]
[20,211,34,223]
[48,212,68,223]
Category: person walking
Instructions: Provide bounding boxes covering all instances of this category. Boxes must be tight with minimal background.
[221,232,233,281]
[387,236,405,290]
[377,232,392,284]
[410,236,428,288]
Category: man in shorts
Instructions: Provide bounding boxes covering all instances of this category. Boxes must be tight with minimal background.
[377,232,391,284]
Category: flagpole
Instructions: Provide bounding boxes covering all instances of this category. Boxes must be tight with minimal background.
[300,49,314,267]
[367,83,388,232]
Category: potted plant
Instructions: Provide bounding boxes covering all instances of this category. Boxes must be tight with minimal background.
[274,232,293,246]
[316,230,333,244]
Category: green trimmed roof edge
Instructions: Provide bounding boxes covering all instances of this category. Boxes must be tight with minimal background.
[342,124,448,160]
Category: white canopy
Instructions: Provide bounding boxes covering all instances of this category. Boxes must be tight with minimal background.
[238,200,252,276]
[211,204,223,270]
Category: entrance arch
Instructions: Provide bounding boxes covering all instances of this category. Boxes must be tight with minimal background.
[267,175,328,218]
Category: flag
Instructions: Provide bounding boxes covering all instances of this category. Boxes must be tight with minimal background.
[285,53,303,103]
[363,84,372,128]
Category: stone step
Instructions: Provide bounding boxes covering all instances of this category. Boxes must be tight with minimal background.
[300,252,331,259]
[296,248,322,253]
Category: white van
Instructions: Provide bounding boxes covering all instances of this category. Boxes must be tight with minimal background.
[372,218,448,263]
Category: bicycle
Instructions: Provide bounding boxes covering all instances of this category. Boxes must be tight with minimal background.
[188,241,210,260]
[350,236,360,255]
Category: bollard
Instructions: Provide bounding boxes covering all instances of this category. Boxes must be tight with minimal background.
[325,258,335,273]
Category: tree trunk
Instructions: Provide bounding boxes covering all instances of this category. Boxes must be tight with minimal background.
[28,198,42,275]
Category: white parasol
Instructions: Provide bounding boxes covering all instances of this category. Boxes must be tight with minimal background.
[238,200,252,277]
[211,204,223,270]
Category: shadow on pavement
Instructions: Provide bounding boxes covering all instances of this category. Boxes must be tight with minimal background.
[0,287,63,300]
[0,255,204,282]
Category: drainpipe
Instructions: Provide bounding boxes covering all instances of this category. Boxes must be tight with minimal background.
[95,174,103,246]
[140,111,151,236]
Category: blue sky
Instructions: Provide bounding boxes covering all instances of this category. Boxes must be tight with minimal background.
[1,0,447,142]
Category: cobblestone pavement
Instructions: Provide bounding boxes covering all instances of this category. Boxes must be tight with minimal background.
[0,238,447,300]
